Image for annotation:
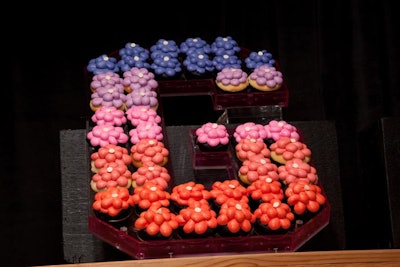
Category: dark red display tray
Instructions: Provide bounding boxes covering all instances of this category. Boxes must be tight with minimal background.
[89,200,329,259]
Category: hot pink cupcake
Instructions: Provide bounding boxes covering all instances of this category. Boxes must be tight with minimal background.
[87,125,129,148]
[195,122,230,151]
[128,122,164,145]
[264,120,300,143]
[91,106,127,126]
[125,105,162,127]
[233,122,268,143]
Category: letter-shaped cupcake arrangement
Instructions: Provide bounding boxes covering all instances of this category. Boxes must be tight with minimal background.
[85,37,327,240]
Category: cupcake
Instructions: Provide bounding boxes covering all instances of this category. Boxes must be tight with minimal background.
[246,178,284,209]
[89,83,127,112]
[130,139,169,168]
[150,39,180,58]
[87,54,119,75]
[212,54,242,72]
[121,67,158,93]
[284,180,326,222]
[195,122,230,151]
[125,105,162,127]
[209,179,249,212]
[91,106,127,127]
[244,49,276,71]
[86,125,129,148]
[92,186,134,228]
[253,199,295,234]
[170,181,211,211]
[175,199,218,238]
[118,43,151,72]
[90,144,132,173]
[90,71,123,93]
[179,37,212,55]
[125,88,159,111]
[182,51,215,78]
[235,138,270,162]
[210,36,241,56]
[128,122,164,145]
[131,181,171,212]
[216,199,255,236]
[131,161,171,190]
[264,120,300,145]
[215,68,249,93]
[277,158,318,185]
[269,137,312,165]
[90,161,132,192]
[248,65,283,92]
[133,205,178,240]
[233,122,268,143]
[238,156,279,185]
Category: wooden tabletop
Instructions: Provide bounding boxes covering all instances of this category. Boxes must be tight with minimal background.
[37,249,400,267]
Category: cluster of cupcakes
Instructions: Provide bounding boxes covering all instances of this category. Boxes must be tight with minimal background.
[191,119,327,234]
[86,67,178,237]
[86,36,251,80]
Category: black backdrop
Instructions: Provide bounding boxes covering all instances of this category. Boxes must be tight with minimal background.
[4,1,399,266]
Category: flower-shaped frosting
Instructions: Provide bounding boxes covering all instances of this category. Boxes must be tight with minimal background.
[129,122,163,145]
[121,67,158,93]
[183,51,215,74]
[87,54,119,75]
[212,54,242,71]
[125,88,158,110]
[253,199,295,231]
[150,39,180,58]
[90,83,127,111]
[90,161,132,192]
[87,125,129,147]
[233,122,268,143]
[209,179,249,205]
[91,106,127,126]
[118,55,151,72]
[131,181,171,210]
[134,206,179,238]
[210,36,241,56]
[130,139,169,167]
[180,37,211,55]
[235,138,270,162]
[249,66,283,90]
[131,161,171,190]
[125,106,162,127]
[277,158,318,184]
[170,181,211,207]
[90,71,123,92]
[264,120,300,142]
[176,200,218,235]
[270,137,311,164]
[285,180,326,215]
[118,43,150,72]
[244,50,276,70]
[238,157,279,185]
[90,144,132,172]
[246,178,284,203]
[150,54,182,77]
[119,42,150,58]
[215,68,249,87]
[216,199,255,234]
[92,187,134,217]
[195,122,229,147]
